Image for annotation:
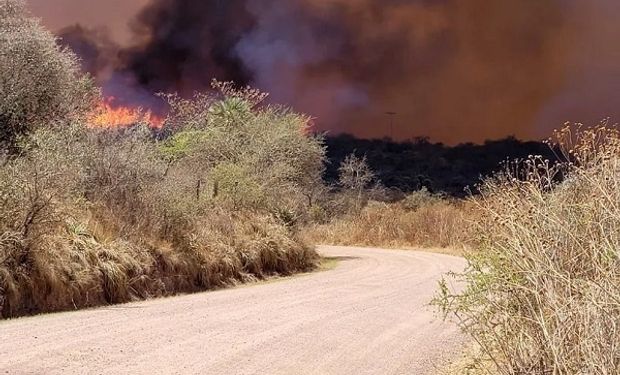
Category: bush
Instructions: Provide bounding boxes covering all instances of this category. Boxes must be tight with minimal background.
[0,7,323,317]
[436,123,620,374]
[161,82,326,218]
[401,187,444,211]
[0,118,321,318]
[0,0,97,150]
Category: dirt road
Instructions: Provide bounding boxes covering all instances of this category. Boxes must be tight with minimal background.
[0,246,465,375]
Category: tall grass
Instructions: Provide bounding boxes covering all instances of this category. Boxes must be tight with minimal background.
[436,123,620,374]
[304,191,473,253]
[0,208,316,317]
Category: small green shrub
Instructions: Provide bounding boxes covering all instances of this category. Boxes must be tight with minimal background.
[401,187,444,211]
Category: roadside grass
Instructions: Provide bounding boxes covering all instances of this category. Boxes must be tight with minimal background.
[435,124,620,374]
[0,208,319,318]
[304,197,475,256]
[439,345,490,375]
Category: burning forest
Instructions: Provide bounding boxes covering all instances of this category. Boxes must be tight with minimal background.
[89,96,163,128]
[3,2,620,374]
[29,0,620,143]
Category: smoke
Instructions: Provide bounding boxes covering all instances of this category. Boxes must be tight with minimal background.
[58,25,118,78]
[120,0,255,95]
[28,0,149,44]
[533,0,620,138]
[236,0,571,142]
[47,0,620,143]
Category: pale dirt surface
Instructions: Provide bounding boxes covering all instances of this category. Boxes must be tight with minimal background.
[0,246,466,375]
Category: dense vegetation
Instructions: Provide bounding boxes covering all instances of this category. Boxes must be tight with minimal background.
[324,135,557,197]
[0,1,321,318]
[436,124,620,374]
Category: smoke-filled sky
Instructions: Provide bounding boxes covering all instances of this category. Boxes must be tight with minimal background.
[27,0,620,143]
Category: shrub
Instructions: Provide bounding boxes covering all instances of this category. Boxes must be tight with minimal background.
[210,162,266,210]
[0,7,323,316]
[401,187,444,211]
[0,0,97,150]
[162,82,326,217]
[0,119,321,318]
[436,123,620,374]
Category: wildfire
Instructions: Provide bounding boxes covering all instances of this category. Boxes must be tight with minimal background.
[89,97,163,128]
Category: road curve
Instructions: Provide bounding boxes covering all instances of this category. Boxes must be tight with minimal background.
[0,246,466,375]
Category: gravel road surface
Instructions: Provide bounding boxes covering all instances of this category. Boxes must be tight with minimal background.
[0,246,465,374]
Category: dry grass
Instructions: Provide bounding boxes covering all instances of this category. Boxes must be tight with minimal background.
[440,344,490,375]
[0,207,317,318]
[436,123,620,374]
[0,119,322,318]
[304,197,474,256]
[0,8,325,319]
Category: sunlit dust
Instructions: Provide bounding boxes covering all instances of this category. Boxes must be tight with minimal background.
[89,97,163,128]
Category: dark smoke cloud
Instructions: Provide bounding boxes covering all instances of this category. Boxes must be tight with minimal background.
[58,25,163,110]
[58,25,118,78]
[52,0,620,143]
[120,0,255,95]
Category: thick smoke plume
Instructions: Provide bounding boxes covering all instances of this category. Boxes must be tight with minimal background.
[53,0,620,143]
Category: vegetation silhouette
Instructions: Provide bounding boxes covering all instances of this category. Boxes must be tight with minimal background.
[324,134,558,197]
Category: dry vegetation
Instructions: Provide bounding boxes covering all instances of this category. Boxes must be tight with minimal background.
[305,149,476,254]
[2,4,618,373]
[307,109,620,374]
[0,1,320,318]
[436,123,620,374]
[304,189,473,254]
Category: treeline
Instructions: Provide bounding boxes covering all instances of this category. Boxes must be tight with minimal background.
[324,134,557,196]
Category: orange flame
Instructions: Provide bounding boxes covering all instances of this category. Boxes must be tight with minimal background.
[89,97,163,129]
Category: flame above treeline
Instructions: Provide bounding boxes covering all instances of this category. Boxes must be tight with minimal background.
[30,0,620,143]
[89,97,163,129]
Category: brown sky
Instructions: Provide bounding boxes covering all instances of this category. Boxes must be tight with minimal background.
[27,0,148,44]
[25,0,620,143]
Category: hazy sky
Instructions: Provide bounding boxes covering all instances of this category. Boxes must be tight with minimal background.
[27,0,148,44]
[25,0,620,143]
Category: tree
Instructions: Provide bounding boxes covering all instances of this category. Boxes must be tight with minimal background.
[338,154,374,209]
